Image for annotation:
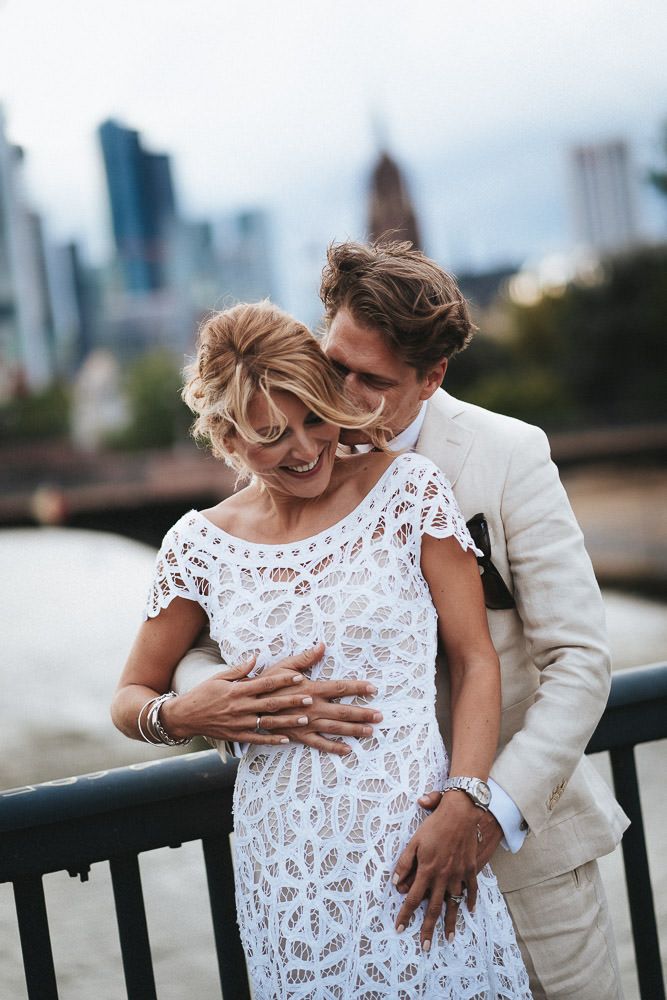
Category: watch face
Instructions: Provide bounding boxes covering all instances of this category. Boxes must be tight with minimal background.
[475,780,491,807]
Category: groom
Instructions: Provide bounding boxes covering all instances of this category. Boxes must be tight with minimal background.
[175,239,627,998]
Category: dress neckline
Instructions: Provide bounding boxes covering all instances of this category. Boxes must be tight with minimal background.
[188,453,413,551]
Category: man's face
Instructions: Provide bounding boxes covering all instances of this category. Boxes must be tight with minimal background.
[324,308,446,445]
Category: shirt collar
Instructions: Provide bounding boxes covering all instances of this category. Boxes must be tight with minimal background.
[354,401,428,454]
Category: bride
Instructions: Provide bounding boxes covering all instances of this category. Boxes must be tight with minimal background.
[112,301,531,999]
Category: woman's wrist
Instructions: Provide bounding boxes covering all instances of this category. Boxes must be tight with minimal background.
[148,693,192,743]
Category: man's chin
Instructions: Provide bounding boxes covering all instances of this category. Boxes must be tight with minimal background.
[339,429,373,446]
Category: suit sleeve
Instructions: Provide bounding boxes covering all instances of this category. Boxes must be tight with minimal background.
[172,628,225,694]
[489,424,611,837]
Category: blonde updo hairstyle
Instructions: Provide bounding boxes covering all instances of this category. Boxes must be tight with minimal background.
[182,301,386,473]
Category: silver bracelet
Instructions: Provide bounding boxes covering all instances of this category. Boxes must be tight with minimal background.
[137,696,162,744]
[148,691,192,747]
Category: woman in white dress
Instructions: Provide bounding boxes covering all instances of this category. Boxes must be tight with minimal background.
[112,302,531,999]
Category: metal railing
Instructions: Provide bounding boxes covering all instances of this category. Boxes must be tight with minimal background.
[1,661,665,1000]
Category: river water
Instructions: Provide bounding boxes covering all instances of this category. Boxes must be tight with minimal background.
[0,528,665,999]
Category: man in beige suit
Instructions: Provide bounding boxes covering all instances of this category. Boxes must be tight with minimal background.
[174,240,627,998]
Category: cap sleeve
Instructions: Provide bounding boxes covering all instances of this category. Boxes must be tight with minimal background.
[419,462,483,557]
[145,515,203,619]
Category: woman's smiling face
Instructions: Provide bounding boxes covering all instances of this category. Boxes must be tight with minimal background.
[229,389,340,499]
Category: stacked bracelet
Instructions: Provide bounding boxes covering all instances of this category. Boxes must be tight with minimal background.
[137,691,191,747]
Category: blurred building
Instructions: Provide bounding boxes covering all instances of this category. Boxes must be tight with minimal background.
[217,209,275,304]
[98,119,177,294]
[46,241,98,374]
[0,108,55,394]
[368,151,421,249]
[569,139,639,254]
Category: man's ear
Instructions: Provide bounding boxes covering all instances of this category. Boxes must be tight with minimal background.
[420,358,448,400]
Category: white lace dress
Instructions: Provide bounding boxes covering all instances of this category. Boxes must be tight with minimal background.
[147,453,531,1000]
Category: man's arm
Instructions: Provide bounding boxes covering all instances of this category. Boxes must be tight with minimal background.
[490,422,611,837]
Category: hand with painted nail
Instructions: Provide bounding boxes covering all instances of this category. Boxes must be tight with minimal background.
[392,790,480,951]
[257,642,383,756]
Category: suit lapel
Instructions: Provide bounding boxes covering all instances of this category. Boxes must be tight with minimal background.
[415,390,474,487]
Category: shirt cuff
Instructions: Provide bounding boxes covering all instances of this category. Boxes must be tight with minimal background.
[488,778,528,853]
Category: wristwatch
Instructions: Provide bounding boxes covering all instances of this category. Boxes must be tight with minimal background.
[441,776,491,811]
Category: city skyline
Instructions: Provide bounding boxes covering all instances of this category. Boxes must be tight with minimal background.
[0,0,665,284]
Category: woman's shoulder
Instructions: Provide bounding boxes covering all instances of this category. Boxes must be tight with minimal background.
[198,486,257,536]
[388,450,453,491]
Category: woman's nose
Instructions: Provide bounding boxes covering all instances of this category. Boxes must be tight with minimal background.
[291,428,319,459]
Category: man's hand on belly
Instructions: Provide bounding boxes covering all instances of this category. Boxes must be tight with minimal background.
[417,790,504,869]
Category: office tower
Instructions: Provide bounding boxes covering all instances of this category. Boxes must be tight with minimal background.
[98,119,177,294]
[46,241,98,373]
[368,151,421,250]
[569,139,639,254]
[218,209,275,303]
[0,108,54,392]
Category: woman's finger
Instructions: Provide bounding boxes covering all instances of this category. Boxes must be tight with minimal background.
[464,870,478,914]
[250,691,316,714]
[305,719,374,738]
[251,713,310,731]
[281,731,352,756]
[212,655,257,682]
[269,642,326,674]
[394,872,428,934]
[419,880,447,952]
[443,891,462,942]
[235,732,291,746]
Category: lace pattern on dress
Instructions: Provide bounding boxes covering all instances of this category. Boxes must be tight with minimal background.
[143,452,530,1000]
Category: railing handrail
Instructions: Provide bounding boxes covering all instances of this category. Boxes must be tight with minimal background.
[0,748,237,836]
[1,661,665,1000]
[0,661,664,840]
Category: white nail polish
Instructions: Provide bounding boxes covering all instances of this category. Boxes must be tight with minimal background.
[447,932,454,943]
[391,873,399,886]
[422,939,431,954]
[279,737,289,744]
[297,716,308,725]
[396,923,405,934]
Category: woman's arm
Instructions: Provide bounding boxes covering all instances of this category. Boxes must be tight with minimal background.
[111,597,323,747]
[393,532,501,951]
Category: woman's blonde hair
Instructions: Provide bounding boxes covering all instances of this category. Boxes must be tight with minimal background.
[182,301,386,471]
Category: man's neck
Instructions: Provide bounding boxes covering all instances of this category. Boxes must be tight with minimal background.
[355,401,428,454]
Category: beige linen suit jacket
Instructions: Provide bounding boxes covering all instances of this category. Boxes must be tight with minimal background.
[174,388,628,893]
[419,389,628,891]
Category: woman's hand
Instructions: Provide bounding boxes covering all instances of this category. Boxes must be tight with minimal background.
[265,684,383,756]
[392,791,481,951]
[246,642,383,755]
[162,652,321,746]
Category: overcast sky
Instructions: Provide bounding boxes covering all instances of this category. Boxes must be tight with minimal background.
[1,0,666,283]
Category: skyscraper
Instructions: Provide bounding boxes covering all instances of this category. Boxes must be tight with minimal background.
[569,139,639,254]
[0,108,54,392]
[98,119,177,294]
[368,151,421,250]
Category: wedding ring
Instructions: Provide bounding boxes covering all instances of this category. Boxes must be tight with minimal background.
[476,825,483,843]
[255,716,262,733]
[448,892,465,905]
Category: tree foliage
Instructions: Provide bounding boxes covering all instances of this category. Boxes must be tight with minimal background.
[107,350,192,450]
[446,246,667,429]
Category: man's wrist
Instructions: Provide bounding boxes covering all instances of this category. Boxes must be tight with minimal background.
[487,778,528,853]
